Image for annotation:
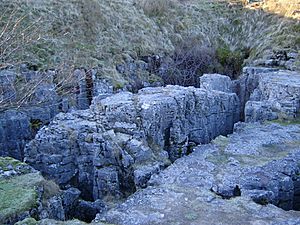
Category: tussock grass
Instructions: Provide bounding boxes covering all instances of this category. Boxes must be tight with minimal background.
[136,0,176,17]
[0,0,299,86]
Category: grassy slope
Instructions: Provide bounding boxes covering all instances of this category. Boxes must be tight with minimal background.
[0,0,299,85]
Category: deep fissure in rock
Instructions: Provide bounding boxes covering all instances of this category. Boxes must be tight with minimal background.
[293,178,300,210]
[85,69,94,106]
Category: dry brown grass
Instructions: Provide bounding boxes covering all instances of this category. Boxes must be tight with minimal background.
[255,0,300,20]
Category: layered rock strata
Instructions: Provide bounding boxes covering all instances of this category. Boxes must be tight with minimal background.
[211,67,300,122]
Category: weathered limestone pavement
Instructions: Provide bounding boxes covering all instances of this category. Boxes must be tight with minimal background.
[99,122,300,225]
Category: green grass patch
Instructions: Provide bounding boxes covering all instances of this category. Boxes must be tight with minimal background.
[15,217,38,225]
[0,173,44,222]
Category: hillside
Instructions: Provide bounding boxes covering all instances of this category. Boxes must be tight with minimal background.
[2,1,300,224]
[0,0,299,86]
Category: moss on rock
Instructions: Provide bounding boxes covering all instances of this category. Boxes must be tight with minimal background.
[0,157,27,171]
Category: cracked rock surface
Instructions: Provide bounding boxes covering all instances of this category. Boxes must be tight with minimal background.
[24,85,240,203]
[99,122,300,225]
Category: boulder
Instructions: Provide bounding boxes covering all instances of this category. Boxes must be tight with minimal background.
[200,73,232,93]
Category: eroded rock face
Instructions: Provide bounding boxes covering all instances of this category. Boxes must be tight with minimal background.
[99,122,300,225]
[243,69,300,122]
[0,66,113,160]
[20,67,300,223]
[24,85,240,203]
[226,67,300,122]
[233,66,279,119]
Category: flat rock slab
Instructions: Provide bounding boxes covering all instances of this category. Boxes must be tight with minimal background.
[101,122,300,225]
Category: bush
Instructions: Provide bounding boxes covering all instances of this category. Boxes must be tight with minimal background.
[160,40,250,86]
[161,43,218,86]
[0,8,41,65]
[216,46,250,79]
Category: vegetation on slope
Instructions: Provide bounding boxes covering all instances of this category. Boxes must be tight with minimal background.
[0,0,299,85]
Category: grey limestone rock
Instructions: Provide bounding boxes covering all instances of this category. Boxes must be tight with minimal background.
[244,70,300,122]
[99,122,300,225]
[232,67,300,122]
[200,73,232,93]
[62,188,81,219]
[233,66,279,119]
[25,85,240,204]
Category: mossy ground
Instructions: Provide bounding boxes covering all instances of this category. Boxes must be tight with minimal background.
[0,156,28,171]
[0,173,44,222]
[16,217,38,225]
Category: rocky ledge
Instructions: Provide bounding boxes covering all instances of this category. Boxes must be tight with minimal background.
[99,122,300,225]
[0,157,112,225]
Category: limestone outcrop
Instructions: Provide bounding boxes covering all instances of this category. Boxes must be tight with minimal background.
[99,122,300,225]
[7,66,300,224]
[0,66,113,160]
[237,68,300,122]
[24,85,240,204]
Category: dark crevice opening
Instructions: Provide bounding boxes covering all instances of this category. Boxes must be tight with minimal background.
[85,69,94,106]
[252,178,300,211]
[210,185,241,200]
[292,178,300,211]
